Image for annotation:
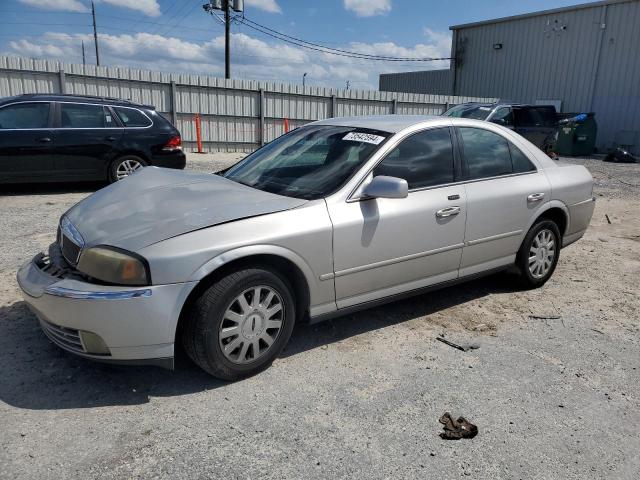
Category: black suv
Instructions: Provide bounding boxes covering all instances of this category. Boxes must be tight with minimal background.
[443,102,558,152]
[0,93,186,184]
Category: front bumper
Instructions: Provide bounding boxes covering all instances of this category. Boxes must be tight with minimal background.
[17,255,196,368]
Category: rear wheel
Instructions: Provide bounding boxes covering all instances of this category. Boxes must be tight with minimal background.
[182,268,296,380]
[109,155,148,183]
[516,219,561,288]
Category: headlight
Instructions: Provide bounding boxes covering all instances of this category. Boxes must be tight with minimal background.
[77,246,151,286]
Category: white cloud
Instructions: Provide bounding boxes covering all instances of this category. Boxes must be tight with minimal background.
[8,28,451,90]
[244,0,281,14]
[344,0,391,17]
[19,0,88,13]
[100,0,161,17]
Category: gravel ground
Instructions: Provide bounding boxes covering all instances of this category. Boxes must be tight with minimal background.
[1,153,639,479]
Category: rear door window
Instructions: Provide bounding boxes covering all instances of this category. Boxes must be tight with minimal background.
[60,103,110,128]
[113,107,152,127]
[514,108,544,127]
[373,127,455,189]
[509,144,537,173]
[0,102,50,129]
[459,127,512,179]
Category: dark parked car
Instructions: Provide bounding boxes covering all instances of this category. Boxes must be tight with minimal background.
[443,102,558,152]
[0,94,186,184]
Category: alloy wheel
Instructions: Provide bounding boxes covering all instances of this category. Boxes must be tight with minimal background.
[115,159,144,180]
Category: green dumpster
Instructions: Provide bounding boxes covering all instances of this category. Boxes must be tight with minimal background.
[555,112,597,156]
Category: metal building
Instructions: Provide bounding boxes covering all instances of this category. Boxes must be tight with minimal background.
[379,0,640,153]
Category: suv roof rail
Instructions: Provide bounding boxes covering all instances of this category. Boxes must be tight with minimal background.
[16,93,155,109]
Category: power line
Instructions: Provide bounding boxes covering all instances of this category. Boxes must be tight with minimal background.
[237,16,452,62]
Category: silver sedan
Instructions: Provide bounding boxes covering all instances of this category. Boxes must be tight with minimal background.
[17,115,595,379]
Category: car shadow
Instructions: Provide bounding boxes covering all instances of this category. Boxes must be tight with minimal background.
[0,181,105,197]
[0,272,517,410]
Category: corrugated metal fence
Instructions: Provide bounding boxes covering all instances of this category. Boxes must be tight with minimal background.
[0,56,495,152]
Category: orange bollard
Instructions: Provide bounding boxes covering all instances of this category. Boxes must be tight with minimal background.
[194,113,203,153]
[284,118,289,133]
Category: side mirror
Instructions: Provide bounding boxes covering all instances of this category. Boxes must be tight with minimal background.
[362,175,408,199]
[491,117,505,125]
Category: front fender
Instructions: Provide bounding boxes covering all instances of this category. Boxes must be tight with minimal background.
[189,244,319,292]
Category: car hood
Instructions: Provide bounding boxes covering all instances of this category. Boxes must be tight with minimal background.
[65,167,307,251]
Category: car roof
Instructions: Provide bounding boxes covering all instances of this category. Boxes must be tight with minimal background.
[312,115,445,133]
[0,93,154,109]
[451,102,556,109]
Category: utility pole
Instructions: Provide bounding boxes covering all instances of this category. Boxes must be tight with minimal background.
[203,0,242,79]
[346,80,350,90]
[224,0,230,79]
[302,72,307,88]
[91,1,100,66]
[81,41,86,65]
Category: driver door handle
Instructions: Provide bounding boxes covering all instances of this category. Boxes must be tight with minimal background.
[36,137,51,143]
[436,206,461,218]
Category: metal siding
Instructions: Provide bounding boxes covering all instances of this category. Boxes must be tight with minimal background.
[380,69,452,95]
[380,0,640,152]
[0,55,492,153]
[591,1,640,151]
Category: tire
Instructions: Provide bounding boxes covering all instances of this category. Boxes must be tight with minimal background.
[182,268,296,380]
[515,219,561,289]
[108,155,148,183]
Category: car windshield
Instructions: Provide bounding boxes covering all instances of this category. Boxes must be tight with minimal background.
[223,125,389,200]
[443,104,493,120]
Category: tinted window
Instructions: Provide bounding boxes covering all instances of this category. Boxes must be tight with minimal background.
[509,143,536,173]
[491,107,513,126]
[0,102,49,129]
[373,128,454,189]
[114,107,151,127]
[460,127,512,179]
[443,104,492,120]
[515,107,556,128]
[60,103,108,128]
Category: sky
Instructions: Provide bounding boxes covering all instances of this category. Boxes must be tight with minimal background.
[1,0,598,89]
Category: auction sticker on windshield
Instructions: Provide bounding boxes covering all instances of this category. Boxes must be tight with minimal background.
[343,132,386,145]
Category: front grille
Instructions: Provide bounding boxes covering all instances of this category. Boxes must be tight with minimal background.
[60,232,82,265]
[39,319,86,354]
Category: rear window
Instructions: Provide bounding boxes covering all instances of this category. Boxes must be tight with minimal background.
[113,107,152,127]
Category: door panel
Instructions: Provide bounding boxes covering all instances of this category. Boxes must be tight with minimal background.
[0,102,54,180]
[53,103,123,177]
[460,172,550,276]
[328,186,466,308]
[457,125,551,275]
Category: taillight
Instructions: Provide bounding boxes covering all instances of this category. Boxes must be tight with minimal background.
[163,135,182,151]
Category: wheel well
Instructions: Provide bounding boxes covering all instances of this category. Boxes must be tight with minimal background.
[536,207,568,236]
[112,150,150,164]
[175,254,311,343]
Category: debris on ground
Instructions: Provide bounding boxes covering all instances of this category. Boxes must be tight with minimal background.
[438,413,478,440]
[605,214,612,224]
[528,315,561,320]
[435,336,479,352]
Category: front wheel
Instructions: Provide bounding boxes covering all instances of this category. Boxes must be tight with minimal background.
[182,268,296,380]
[515,219,561,288]
[108,155,148,183]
